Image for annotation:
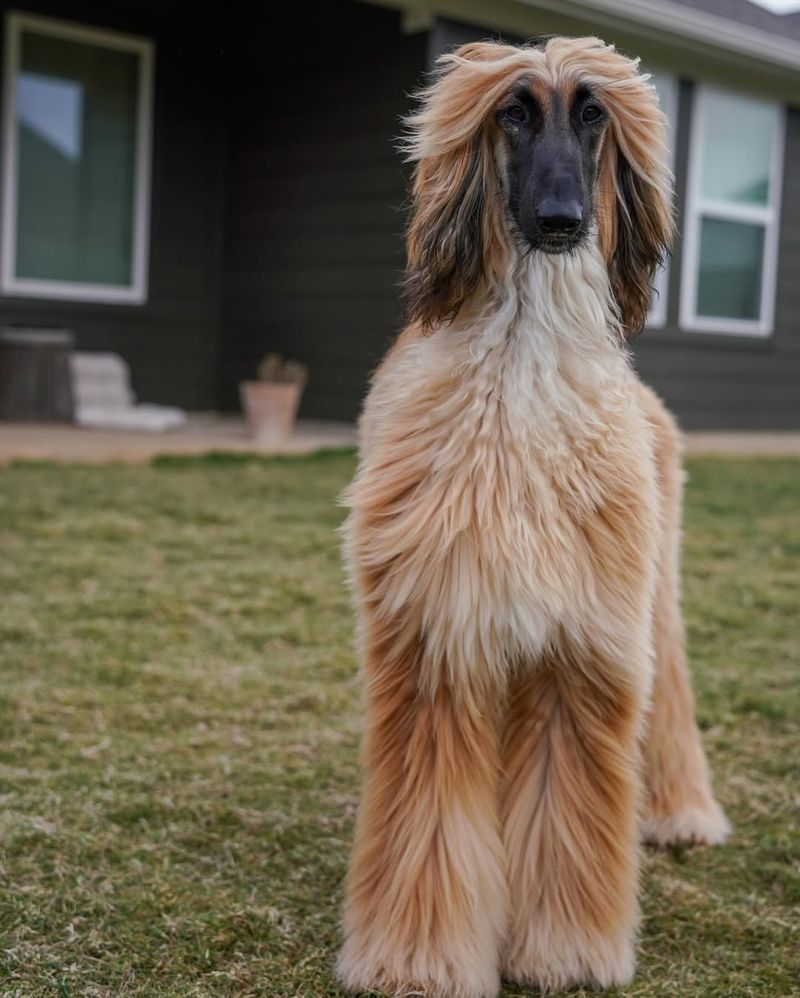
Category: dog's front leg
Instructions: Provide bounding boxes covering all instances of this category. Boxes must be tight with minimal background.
[337,625,507,998]
[502,642,646,992]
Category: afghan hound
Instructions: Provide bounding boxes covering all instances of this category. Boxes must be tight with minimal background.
[337,36,730,998]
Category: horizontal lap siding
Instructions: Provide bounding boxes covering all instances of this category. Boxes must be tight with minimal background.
[218,1,427,420]
[0,2,227,410]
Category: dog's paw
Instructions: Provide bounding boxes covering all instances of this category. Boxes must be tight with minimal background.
[503,932,635,992]
[337,936,500,998]
[642,800,730,848]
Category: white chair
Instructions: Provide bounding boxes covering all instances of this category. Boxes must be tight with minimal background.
[71,352,187,433]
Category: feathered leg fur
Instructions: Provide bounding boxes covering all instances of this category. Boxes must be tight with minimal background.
[640,386,730,847]
[501,638,646,991]
[337,582,507,998]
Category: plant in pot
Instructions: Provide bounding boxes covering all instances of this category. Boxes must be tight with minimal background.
[239,354,308,446]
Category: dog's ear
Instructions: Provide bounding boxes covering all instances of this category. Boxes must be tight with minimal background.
[593,65,674,338]
[402,135,489,329]
[400,41,528,330]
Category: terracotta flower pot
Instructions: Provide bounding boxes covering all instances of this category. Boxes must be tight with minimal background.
[239,380,304,446]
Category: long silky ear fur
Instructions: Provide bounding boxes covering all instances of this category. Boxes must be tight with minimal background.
[584,43,675,337]
[399,41,535,330]
[606,149,673,337]
[402,135,487,329]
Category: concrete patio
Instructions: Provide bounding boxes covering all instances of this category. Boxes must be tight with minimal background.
[0,416,799,464]
[0,414,358,464]
[682,432,800,457]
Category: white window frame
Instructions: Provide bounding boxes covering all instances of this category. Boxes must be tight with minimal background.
[0,12,154,304]
[646,71,678,329]
[679,84,785,338]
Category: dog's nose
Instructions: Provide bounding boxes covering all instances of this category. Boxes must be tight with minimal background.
[536,199,583,235]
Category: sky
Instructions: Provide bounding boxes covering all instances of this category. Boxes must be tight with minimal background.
[748,0,800,13]
[18,73,83,162]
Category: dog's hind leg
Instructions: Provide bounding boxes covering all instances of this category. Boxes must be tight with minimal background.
[337,620,507,998]
[639,386,730,847]
[501,646,645,991]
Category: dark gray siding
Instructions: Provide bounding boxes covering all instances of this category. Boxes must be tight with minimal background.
[0,2,227,410]
[217,1,427,421]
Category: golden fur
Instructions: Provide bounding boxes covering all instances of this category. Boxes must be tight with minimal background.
[338,37,729,997]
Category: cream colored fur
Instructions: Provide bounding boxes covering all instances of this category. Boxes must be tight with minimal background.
[352,246,656,698]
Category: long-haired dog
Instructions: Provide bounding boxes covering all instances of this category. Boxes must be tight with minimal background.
[338,36,729,997]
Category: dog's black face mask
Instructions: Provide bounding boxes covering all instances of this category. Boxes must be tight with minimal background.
[497,81,608,254]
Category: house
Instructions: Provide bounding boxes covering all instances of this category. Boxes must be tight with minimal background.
[0,0,798,429]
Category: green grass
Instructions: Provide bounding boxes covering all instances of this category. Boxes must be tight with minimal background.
[0,453,797,997]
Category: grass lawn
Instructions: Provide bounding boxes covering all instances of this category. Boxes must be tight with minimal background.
[0,452,798,998]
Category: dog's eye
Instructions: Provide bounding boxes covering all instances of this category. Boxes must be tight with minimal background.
[504,104,527,124]
[582,103,604,124]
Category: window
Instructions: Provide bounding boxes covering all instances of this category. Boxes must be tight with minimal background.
[1,13,154,303]
[680,86,784,336]
[646,71,678,329]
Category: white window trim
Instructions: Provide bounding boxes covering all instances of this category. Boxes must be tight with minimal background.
[679,84,785,338]
[646,72,679,330]
[0,12,154,305]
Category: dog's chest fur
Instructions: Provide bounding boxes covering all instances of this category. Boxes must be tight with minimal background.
[347,248,659,688]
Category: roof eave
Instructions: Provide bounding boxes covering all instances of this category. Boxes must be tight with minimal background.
[548,0,800,74]
[368,0,800,77]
